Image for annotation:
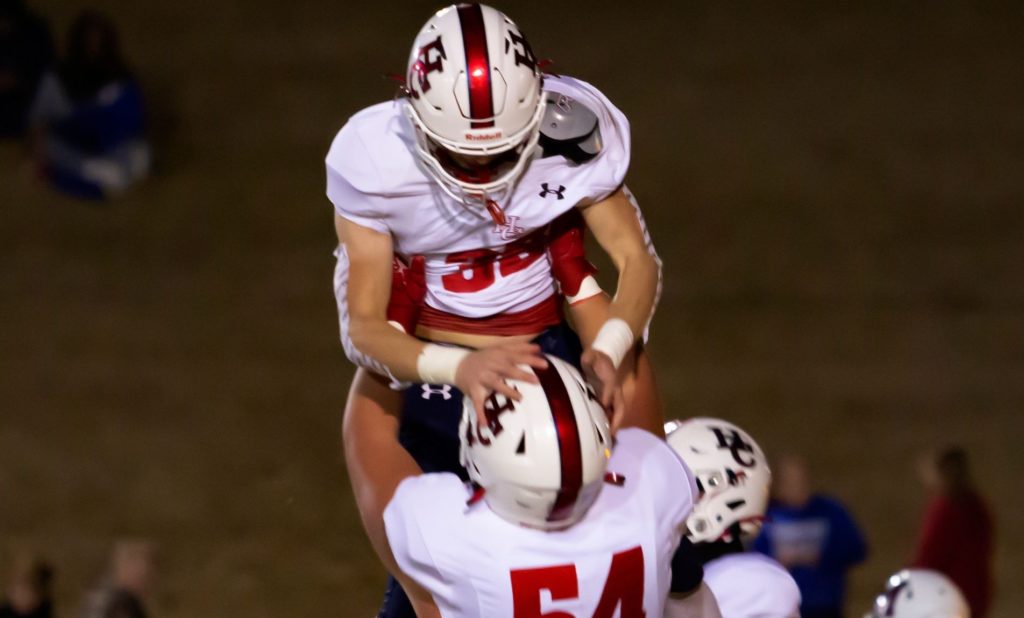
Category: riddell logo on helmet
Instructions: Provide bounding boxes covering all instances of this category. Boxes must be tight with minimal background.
[465,130,503,141]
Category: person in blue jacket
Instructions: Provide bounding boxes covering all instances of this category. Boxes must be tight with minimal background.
[754,454,868,618]
[28,10,149,200]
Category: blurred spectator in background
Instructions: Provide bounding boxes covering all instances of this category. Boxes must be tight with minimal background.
[0,0,52,139]
[28,9,149,200]
[912,446,994,617]
[0,554,54,618]
[754,455,868,618]
[79,541,155,618]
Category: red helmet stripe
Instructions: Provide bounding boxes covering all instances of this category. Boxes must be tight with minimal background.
[456,3,495,129]
[534,361,583,523]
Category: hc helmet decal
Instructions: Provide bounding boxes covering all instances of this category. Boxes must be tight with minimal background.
[710,426,757,467]
[465,391,518,447]
[408,36,447,99]
[505,28,537,70]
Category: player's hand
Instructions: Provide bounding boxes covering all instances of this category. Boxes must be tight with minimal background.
[456,343,548,425]
[386,255,426,333]
[582,348,625,431]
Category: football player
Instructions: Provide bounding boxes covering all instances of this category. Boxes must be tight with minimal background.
[664,418,802,618]
[328,3,662,419]
[866,569,971,618]
[353,214,669,616]
[331,6,665,614]
[343,355,721,617]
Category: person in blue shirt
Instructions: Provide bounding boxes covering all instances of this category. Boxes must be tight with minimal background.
[754,454,868,618]
[28,10,149,200]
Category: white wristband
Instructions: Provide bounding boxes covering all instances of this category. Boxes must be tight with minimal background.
[416,344,471,384]
[387,320,406,333]
[591,318,635,369]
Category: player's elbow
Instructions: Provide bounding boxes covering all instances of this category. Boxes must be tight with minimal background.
[340,312,386,369]
[624,249,660,292]
[344,314,374,354]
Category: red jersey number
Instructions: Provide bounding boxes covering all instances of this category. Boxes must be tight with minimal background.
[441,248,497,294]
[510,546,646,618]
[440,234,546,294]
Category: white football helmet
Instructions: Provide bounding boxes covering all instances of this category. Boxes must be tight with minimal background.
[459,355,612,530]
[868,569,970,618]
[404,4,545,211]
[665,417,771,544]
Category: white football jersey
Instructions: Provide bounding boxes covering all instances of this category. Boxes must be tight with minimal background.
[326,74,631,318]
[702,553,801,618]
[383,428,696,617]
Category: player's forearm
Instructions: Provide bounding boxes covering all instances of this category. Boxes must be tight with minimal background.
[586,249,659,369]
[345,315,429,381]
[347,315,475,387]
[579,190,663,364]
[607,249,660,337]
[566,293,611,346]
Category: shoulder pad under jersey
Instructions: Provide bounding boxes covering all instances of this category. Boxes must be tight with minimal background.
[539,92,602,164]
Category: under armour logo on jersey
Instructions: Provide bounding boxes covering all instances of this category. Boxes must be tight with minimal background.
[420,384,453,400]
[493,215,524,240]
[539,183,566,200]
[710,427,757,468]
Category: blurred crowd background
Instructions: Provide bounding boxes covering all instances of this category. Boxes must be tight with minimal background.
[1,0,1021,616]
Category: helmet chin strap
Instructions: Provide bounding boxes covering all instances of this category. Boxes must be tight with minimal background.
[466,483,487,506]
[485,198,507,226]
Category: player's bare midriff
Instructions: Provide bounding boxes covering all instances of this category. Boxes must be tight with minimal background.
[415,326,539,349]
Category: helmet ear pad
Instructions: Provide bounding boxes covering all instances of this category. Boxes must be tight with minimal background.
[403,4,546,206]
[665,417,772,544]
[459,356,612,530]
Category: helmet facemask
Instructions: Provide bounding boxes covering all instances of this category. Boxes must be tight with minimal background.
[405,94,545,212]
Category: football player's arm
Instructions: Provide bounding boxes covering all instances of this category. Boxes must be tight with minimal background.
[579,187,660,339]
[341,368,441,618]
[576,189,660,410]
[547,208,662,434]
[337,215,432,379]
[569,295,664,436]
[338,215,544,412]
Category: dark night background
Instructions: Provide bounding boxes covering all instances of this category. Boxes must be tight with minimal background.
[1,1,1021,615]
